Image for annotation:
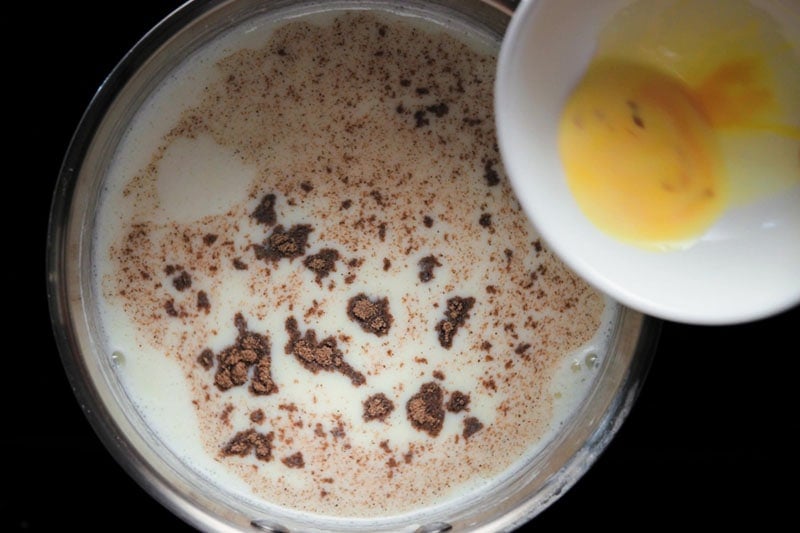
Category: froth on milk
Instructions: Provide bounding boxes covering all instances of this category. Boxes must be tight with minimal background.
[93,5,619,520]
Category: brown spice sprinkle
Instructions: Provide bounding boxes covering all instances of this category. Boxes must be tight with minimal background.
[347,293,392,336]
[253,224,313,262]
[285,316,366,386]
[281,452,305,469]
[210,313,277,395]
[406,382,445,437]
[418,255,442,283]
[363,393,395,422]
[462,416,484,440]
[304,248,340,282]
[446,391,470,413]
[221,429,274,462]
[251,193,277,226]
[436,296,476,349]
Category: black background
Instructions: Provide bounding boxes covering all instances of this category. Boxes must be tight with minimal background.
[8,1,795,530]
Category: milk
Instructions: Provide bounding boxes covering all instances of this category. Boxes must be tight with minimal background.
[93,7,618,520]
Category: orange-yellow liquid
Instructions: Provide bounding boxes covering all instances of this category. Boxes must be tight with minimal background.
[558,0,800,251]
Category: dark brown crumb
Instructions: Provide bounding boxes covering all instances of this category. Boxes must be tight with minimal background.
[479,213,492,228]
[414,109,429,128]
[281,452,305,468]
[418,255,442,282]
[432,370,445,381]
[533,239,543,253]
[436,296,476,349]
[253,224,313,262]
[285,317,366,386]
[197,290,210,314]
[407,382,444,437]
[221,429,274,461]
[341,199,353,210]
[251,193,277,226]
[383,258,391,271]
[232,257,248,270]
[347,294,392,336]
[212,314,277,395]
[426,102,449,117]
[378,222,387,241]
[423,215,434,228]
[197,348,214,370]
[203,233,218,246]
[363,393,395,422]
[515,342,532,355]
[484,160,500,186]
[304,248,340,282]
[164,299,179,317]
[250,409,265,424]
[463,417,484,440]
[300,181,313,192]
[447,391,470,413]
[172,270,192,291]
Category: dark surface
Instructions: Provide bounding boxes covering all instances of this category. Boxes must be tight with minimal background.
[8,2,793,530]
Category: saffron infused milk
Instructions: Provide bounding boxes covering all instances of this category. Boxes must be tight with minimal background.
[92,6,619,521]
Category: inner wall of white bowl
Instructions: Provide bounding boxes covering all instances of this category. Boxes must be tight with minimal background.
[58,0,653,531]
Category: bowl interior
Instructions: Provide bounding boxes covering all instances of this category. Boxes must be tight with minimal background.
[496,0,800,325]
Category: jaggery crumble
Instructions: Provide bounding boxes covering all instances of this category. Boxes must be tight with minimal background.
[347,293,392,336]
[285,317,366,386]
[406,382,445,437]
[221,429,274,461]
[363,393,395,422]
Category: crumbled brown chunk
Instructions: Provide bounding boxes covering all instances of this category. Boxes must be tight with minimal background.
[285,317,366,386]
[203,233,218,246]
[432,370,445,380]
[435,296,476,348]
[197,290,210,313]
[347,294,392,336]
[515,342,532,355]
[418,255,442,282]
[197,348,214,369]
[423,215,434,228]
[211,314,277,395]
[462,417,484,440]
[447,391,470,413]
[172,270,192,291]
[232,257,248,270]
[221,429,274,461]
[250,409,265,424]
[406,382,445,437]
[363,393,395,422]
[479,213,492,228]
[484,159,500,186]
[164,299,179,317]
[253,224,313,262]
[304,248,340,282]
[251,193,277,226]
[282,452,305,468]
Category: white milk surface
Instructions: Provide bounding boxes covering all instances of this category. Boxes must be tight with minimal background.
[93,7,617,519]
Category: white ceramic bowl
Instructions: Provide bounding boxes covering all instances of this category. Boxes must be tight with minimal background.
[495,0,800,325]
